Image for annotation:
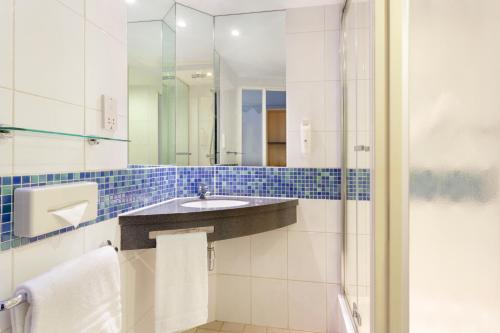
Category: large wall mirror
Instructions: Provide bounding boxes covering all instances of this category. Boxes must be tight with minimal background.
[127,2,286,166]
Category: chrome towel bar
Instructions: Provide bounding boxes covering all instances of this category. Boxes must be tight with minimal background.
[148,226,214,239]
[149,226,216,271]
[0,293,27,312]
[0,241,118,312]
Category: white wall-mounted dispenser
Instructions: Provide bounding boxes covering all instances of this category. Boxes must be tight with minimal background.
[300,120,312,154]
[14,182,98,237]
[102,95,117,131]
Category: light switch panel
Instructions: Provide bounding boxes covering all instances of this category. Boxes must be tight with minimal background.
[102,95,117,131]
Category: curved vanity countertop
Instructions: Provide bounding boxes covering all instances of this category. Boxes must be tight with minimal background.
[119,196,298,250]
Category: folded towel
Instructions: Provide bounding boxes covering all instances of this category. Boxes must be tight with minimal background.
[155,232,208,333]
[10,246,121,333]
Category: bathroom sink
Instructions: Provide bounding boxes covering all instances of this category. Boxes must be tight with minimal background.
[181,199,249,209]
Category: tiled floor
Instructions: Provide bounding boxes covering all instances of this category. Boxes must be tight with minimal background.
[184,321,320,333]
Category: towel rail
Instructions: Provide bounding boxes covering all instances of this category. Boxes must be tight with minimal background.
[0,293,27,311]
[1,230,215,312]
[148,226,214,239]
[0,242,118,311]
[149,226,216,272]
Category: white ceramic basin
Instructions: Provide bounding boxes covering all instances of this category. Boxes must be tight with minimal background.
[181,199,249,209]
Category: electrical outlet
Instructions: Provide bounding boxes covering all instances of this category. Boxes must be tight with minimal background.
[102,95,118,131]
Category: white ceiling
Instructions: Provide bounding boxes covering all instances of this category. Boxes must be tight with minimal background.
[215,11,286,84]
[127,0,174,22]
[127,0,343,21]
[176,0,342,16]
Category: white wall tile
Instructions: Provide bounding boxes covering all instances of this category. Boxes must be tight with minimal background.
[325,30,341,81]
[216,275,251,324]
[286,32,325,82]
[356,79,371,132]
[0,250,12,332]
[14,134,84,174]
[83,219,120,252]
[326,284,341,333]
[215,237,251,276]
[287,130,325,168]
[286,6,325,33]
[208,274,217,322]
[85,0,127,43]
[121,249,155,332]
[0,88,12,125]
[15,92,84,133]
[325,131,341,168]
[15,0,84,105]
[358,235,370,286]
[357,200,371,236]
[12,230,85,285]
[290,199,326,232]
[251,230,287,279]
[354,2,371,30]
[325,200,342,233]
[85,140,127,171]
[325,5,342,31]
[288,281,327,332]
[251,278,288,328]
[288,231,326,282]
[58,0,84,16]
[325,81,341,132]
[345,80,357,132]
[286,82,325,132]
[0,0,13,89]
[326,234,342,284]
[85,23,127,115]
[356,29,371,80]
[0,88,13,175]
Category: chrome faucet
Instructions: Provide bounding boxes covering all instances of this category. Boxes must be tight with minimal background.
[198,183,210,199]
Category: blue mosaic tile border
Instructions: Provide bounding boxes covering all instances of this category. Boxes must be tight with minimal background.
[0,166,176,251]
[214,167,342,200]
[176,167,215,197]
[347,168,371,201]
[0,165,371,252]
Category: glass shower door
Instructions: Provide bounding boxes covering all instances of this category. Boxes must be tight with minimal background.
[341,0,373,332]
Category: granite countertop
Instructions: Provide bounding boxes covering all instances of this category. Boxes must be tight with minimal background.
[119,196,299,249]
[122,196,297,218]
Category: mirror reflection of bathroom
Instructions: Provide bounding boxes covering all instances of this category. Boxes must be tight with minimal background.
[127,3,286,167]
[215,12,287,167]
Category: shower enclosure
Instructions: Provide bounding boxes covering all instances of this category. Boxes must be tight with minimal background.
[340,0,374,332]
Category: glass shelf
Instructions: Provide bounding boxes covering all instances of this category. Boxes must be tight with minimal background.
[0,126,130,143]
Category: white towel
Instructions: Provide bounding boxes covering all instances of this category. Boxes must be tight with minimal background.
[10,246,121,333]
[155,232,208,333]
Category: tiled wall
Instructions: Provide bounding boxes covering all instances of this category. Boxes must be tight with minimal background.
[286,5,342,168]
[0,0,128,176]
[214,199,343,333]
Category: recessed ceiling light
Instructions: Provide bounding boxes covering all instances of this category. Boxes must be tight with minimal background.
[125,0,136,4]
[206,72,213,77]
[231,29,240,37]
[177,19,187,28]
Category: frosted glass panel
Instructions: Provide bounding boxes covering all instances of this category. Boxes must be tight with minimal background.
[409,1,500,331]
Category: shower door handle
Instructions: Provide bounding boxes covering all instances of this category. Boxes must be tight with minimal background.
[354,145,370,152]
